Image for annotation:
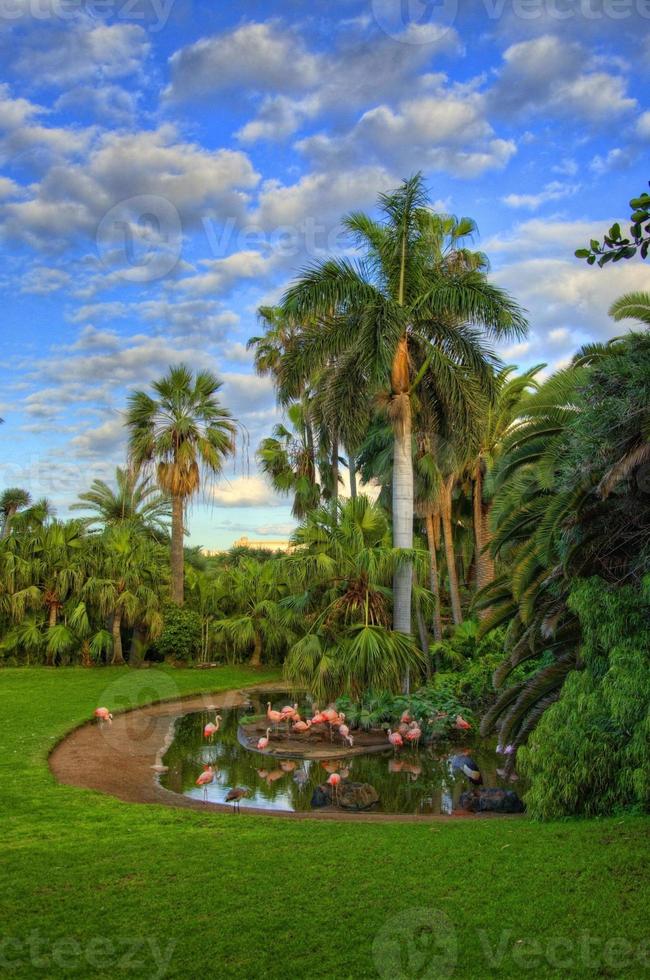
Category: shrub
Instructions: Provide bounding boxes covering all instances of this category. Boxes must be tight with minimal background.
[519,578,650,818]
[154,605,202,663]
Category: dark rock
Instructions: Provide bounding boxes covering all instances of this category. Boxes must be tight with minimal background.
[337,782,380,811]
[310,785,332,808]
[460,788,525,814]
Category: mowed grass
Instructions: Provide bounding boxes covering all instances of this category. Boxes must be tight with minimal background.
[1,667,648,979]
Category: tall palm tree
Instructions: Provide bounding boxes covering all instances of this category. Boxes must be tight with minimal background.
[281,174,527,635]
[0,488,31,539]
[71,466,171,539]
[126,365,236,605]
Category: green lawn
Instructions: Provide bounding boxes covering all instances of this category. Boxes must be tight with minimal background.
[1,667,648,979]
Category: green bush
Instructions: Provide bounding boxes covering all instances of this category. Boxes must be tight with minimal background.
[519,578,650,819]
[154,605,202,662]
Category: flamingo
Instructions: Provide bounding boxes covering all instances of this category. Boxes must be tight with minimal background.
[400,710,412,724]
[257,727,272,751]
[195,765,215,802]
[406,722,422,749]
[204,712,222,738]
[94,707,112,724]
[327,772,341,802]
[455,714,472,731]
[292,719,312,734]
[266,702,283,732]
[398,722,410,736]
[225,787,248,813]
[387,729,403,753]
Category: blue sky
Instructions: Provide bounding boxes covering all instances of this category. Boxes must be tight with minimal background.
[0,0,648,548]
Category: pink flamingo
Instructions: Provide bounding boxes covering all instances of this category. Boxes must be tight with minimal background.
[257,727,272,751]
[195,765,215,802]
[327,772,341,802]
[203,714,222,739]
[292,719,312,734]
[398,722,410,736]
[387,729,403,753]
[266,702,283,732]
[455,714,472,731]
[94,707,112,724]
[400,710,412,724]
[406,722,422,750]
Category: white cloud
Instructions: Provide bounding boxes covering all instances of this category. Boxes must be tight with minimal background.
[210,475,281,508]
[589,148,626,175]
[489,35,636,124]
[636,111,650,139]
[174,250,275,297]
[297,88,516,178]
[12,21,150,86]
[503,181,579,211]
[166,22,320,102]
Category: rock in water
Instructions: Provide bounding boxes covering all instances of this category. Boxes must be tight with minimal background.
[460,788,525,813]
[337,782,380,811]
[311,784,332,808]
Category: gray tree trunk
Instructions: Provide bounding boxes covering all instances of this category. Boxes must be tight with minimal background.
[425,513,443,642]
[392,399,414,634]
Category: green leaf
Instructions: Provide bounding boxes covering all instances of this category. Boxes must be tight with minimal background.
[574,249,591,258]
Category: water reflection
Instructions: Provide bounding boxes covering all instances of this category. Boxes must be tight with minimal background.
[160,691,513,815]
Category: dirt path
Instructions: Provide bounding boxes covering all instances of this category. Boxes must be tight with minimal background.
[49,685,509,823]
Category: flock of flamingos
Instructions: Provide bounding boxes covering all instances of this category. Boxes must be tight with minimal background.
[92,699,477,811]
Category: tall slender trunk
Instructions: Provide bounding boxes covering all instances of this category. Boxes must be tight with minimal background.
[171,494,184,606]
[111,608,125,665]
[391,338,413,636]
[441,476,463,626]
[331,436,339,520]
[249,630,262,667]
[414,575,430,681]
[348,450,357,500]
[473,464,495,597]
[424,513,443,642]
[45,602,58,666]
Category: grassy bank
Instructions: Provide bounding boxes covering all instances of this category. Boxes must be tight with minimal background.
[1,667,648,978]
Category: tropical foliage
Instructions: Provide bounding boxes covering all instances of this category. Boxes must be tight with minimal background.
[1,178,648,821]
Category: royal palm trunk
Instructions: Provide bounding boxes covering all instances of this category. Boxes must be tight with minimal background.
[391,337,414,635]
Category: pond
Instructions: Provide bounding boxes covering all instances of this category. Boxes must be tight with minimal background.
[159,690,521,815]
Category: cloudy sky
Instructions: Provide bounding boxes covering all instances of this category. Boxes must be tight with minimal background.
[0,0,648,548]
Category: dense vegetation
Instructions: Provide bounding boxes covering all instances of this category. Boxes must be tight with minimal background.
[1,178,648,820]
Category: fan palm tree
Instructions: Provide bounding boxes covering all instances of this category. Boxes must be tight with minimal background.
[281,174,527,635]
[85,526,163,665]
[0,488,31,539]
[71,466,171,538]
[212,558,298,667]
[126,365,236,605]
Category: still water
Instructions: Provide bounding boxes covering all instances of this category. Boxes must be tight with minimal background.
[160,690,513,815]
